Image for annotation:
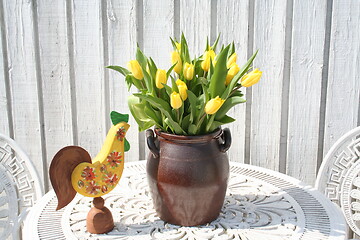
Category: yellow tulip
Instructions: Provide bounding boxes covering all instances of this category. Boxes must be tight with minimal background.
[176,79,188,100]
[155,69,167,89]
[175,42,181,51]
[205,96,225,115]
[170,91,182,109]
[183,62,194,80]
[227,53,237,69]
[127,60,144,80]
[171,51,182,74]
[241,68,262,87]
[201,50,216,72]
[225,63,240,85]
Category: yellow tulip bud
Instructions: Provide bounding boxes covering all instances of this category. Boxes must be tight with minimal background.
[175,42,181,51]
[227,53,237,69]
[201,50,216,72]
[171,51,182,74]
[241,68,262,87]
[155,69,167,89]
[225,63,240,85]
[183,62,194,80]
[127,60,144,80]
[205,96,225,115]
[170,91,182,109]
[176,79,188,100]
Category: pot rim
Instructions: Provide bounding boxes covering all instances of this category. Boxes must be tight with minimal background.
[154,128,223,143]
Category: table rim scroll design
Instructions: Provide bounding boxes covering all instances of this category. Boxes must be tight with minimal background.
[24,161,347,240]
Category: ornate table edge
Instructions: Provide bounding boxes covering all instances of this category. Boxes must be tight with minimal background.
[23,160,348,240]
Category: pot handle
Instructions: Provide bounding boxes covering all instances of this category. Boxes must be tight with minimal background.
[146,129,160,158]
[219,128,231,153]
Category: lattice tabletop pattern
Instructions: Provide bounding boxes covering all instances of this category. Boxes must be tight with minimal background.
[24,161,347,240]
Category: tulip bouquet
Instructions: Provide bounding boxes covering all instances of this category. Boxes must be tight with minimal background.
[107,34,261,135]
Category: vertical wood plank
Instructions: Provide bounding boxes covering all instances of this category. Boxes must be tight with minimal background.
[180,0,212,56]
[106,0,140,161]
[36,0,74,172]
[286,0,328,184]
[324,0,360,154]
[71,0,107,157]
[0,8,10,136]
[217,0,249,163]
[251,0,288,171]
[2,0,45,183]
[143,0,174,69]
[142,0,175,158]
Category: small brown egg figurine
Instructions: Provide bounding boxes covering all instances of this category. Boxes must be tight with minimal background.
[49,112,130,234]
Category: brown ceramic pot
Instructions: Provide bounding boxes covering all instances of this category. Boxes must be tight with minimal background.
[146,128,231,226]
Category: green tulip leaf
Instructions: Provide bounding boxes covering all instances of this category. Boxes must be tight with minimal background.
[163,84,173,96]
[148,58,158,78]
[180,32,191,63]
[126,75,143,90]
[186,90,198,123]
[211,34,221,51]
[227,42,235,59]
[143,69,155,96]
[209,115,236,132]
[171,78,179,92]
[205,37,210,51]
[106,65,130,76]
[136,45,148,69]
[209,44,230,98]
[181,114,191,131]
[144,104,161,127]
[167,62,177,78]
[188,124,197,135]
[215,96,246,120]
[128,95,155,132]
[169,37,178,50]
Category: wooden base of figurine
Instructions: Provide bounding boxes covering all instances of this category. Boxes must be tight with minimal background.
[86,197,114,234]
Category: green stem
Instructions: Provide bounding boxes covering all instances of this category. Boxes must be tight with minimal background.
[195,113,207,134]
[140,80,146,90]
[176,108,180,123]
[229,85,242,96]
[205,114,216,132]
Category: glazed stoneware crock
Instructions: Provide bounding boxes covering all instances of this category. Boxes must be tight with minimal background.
[146,128,231,226]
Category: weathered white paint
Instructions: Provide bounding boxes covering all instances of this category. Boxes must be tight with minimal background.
[142,0,175,158]
[106,0,140,162]
[324,0,360,155]
[180,0,212,56]
[251,0,288,171]
[0,0,359,189]
[217,0,250,164]
[143,0,174,68]
[0,14,9,136]
[70,0,107,158]
[2,0,45,183]
[36,0,74,174]
[286,0,328,183]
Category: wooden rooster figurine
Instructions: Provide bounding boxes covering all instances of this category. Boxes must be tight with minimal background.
[49,115,130,234]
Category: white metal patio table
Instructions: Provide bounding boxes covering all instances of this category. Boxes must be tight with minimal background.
[24,161,347,240]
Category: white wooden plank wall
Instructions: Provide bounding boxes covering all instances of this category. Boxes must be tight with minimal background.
[106,0,140,161]
[0,0,359,191]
